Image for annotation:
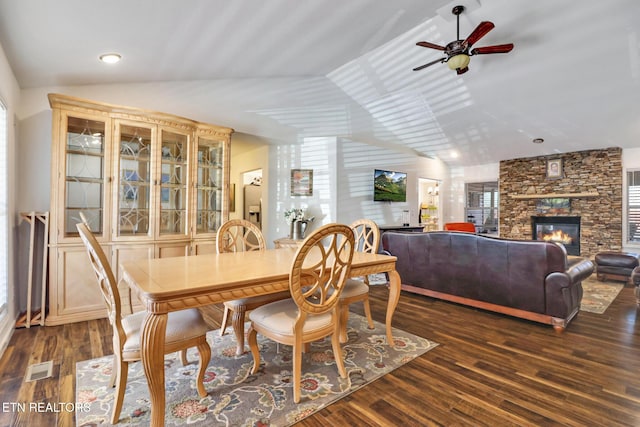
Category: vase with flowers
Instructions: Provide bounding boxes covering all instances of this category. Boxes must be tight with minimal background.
[284,208,314,239]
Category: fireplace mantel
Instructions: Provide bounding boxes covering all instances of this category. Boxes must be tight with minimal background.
[511,192,598,199]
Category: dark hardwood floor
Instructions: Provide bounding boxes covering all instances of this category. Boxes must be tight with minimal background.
[1,283,639,426]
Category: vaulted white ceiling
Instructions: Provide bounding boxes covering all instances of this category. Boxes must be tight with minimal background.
[0,0,639,166]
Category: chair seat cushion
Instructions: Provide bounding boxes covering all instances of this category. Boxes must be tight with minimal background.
[340,279,369,298]
[121,308,208,358]
[223,290,290,310]
[249,298,332,336]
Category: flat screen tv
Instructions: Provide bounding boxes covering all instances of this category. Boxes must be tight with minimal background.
[373,169,407,202]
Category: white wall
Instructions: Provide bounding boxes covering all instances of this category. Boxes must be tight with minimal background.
[448,163,499,223]
[0,40,20,356]
[266,137,337,248]
[261,136,452,247]
[623,148,640,169]
[228,132,270,227]
[336,139,449,227]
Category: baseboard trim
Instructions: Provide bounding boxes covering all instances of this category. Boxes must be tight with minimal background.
[0,312,16,358]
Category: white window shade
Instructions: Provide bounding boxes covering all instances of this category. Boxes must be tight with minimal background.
[628,170,640,243]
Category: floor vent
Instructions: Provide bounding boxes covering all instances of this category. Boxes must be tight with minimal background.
[25,360,53,382]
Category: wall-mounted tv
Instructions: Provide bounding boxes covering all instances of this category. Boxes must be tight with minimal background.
[373,169,407,202]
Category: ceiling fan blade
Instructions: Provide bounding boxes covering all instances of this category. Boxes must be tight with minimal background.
[463,21,495,47]
[470,43,514,55]
[456,67,469,75]
[416,41,446,51]
[413,57,445,71]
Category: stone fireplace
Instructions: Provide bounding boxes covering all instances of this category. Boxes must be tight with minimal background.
[499,148,623,258]
[531,216,580,256]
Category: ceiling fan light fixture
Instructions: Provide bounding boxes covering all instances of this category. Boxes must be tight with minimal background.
[413,5,512,73]
[447,53,470,70]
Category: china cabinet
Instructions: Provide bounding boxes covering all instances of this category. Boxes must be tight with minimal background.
[47,94,233,325]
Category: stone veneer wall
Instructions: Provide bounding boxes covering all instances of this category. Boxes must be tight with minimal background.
[499,147,622,258]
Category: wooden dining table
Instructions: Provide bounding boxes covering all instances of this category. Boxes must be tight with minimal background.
[120,247,401,427]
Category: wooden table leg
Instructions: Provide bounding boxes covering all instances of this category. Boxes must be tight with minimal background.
[386,269,401,347]
[141,311,167,427]
[231,310,247,356]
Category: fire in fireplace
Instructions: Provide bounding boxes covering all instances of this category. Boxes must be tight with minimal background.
[540,229,573,244]
[531,216,581,256]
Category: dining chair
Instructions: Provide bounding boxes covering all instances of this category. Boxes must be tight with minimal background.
[247,223,355,403]
[337,218,380,342]
[217,219,290,355]
[76,222,211,424]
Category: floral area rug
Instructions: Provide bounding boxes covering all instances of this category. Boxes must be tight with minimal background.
[580,276,624,314]
[76,314,438,426]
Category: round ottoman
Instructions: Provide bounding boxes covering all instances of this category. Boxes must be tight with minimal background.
[595,251,640,284]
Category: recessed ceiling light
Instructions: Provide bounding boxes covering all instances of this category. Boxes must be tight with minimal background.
[99,53,122,64]
[532,138,544,144]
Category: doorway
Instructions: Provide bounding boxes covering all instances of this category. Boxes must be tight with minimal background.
[418,178,440,231]
[242,169,262,229]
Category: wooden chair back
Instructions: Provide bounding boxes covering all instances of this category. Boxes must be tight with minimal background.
[217,219,266,253]
[76,222,125,341]
[350,218,380,254]
[289,223,355,318]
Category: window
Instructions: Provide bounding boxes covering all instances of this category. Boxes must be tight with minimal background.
[0,99,7,315]
[465,182,499,232]
[628,170,640,243]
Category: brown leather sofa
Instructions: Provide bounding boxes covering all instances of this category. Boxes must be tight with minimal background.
[381,231,595,331]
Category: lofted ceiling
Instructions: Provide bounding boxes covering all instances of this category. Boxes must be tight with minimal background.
[0,0,639,167]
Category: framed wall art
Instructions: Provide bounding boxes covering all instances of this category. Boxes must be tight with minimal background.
[546,158,563,179]
[291,169,313,196]
[536,198,570,215]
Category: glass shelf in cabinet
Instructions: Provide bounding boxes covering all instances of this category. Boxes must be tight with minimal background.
[66,148,104,157]
[65,176,103,184]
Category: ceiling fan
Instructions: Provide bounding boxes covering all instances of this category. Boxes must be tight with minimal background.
[413,5,514,75]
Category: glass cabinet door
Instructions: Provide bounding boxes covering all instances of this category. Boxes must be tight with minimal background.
[159,130,189,236]
[115,123,153,237]
[64,116,106,236]
[195,137,224,234]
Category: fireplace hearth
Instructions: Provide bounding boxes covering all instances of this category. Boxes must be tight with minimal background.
[531,216,580,256]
